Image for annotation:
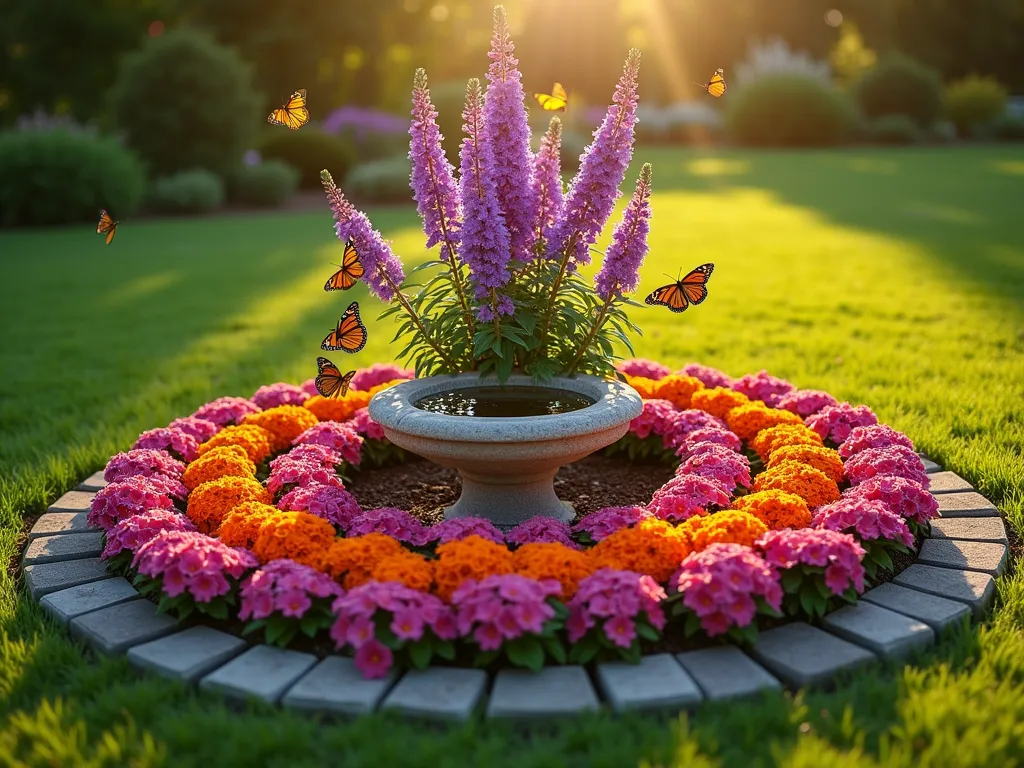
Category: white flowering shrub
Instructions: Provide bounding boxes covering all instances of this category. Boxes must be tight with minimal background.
[734,38,832,90]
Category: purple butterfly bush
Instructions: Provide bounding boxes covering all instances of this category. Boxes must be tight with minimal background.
[532,117,564,248]
[594,163,652,300]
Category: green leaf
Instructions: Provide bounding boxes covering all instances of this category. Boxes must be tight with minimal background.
[300,614,323,638]
[568,633,600,664]
[505,637,545,671]
[408,639,433,670]
[433,639,456,661]
[264,617,290,646]
[635,621,660,642]
[241,619,266,636]
[543,636,567,664]
[472,650,500,668]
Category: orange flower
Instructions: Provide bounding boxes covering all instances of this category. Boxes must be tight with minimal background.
[767,444,845,485]
[750,424,824,464]
[730,490,811,530]
[588,519,691,583]
[514,543,595,599]
[186,475,272,535]
[304,391,372,422]
[182,446,256,491]
[365,380,405,396]
[685,510,768,552]
[753,460,840,507]
[371,550,435,592]
[651,374,705,410]
[622,375,658,399]
[690,387,750,420]
[197,424,273,464]
[242,405,319,452]
[725,403,803,442]
[318,534,405,589]
[217,501,282,548]
[434,535,515,601]
[252,511,338,568]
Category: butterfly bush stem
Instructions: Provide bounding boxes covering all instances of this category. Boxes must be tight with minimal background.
[562,295,615,376]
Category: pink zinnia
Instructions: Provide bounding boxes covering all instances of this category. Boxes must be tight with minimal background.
[278,483,361,529]
[571,506,652,542]
[166,416,220,443]
[842,475,938,524]
[103,448,185,484]
[838,424,916,459]
[350,363,415,392]
[251,382,309,410]
[505,517,576,548]
[844,445,930,489]
[805,402,879,445]
[776,389,839,418]
[648,474,730,522]
[731,370,795,408]
[812,498,914,547]
[354,639,394,679]
[191,396,262,427]
[680,363,733,389]
[132,427,199,463]
[617,358,671,381]
[293,421,363,465]
[674,428,743,460]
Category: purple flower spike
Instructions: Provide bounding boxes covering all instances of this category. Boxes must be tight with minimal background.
[321,170,405,301]
[459,78,513,319]
[594,163,652,300]
[532,116,564,248]
[545,49,641,270]
[409,68,462,263]
[483,6,537,261]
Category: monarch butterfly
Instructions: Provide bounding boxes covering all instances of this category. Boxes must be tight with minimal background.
[322,301,368,353]
[268,89,310,130]
[96,209,119,245]
[695,69,727,98]
[324,239,365,291]
[314,356,355,399]
[533,82,568,112]
[645,263,715,313]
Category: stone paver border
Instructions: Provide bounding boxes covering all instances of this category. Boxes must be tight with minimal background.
[18,457,1012,719]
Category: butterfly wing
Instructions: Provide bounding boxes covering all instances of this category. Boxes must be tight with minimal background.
[552,82,568,102]
[268,89,309,129]
[679,263,715,305]
[707,70,727,98]
[322,302,367,353]
[533,83,568,111]
[105,224,118,245]
[324,239,365,291]
[315,356,355,399]
[97,210,118,244]
[644,283,690,313]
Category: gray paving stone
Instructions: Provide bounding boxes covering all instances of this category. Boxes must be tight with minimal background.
[128,626,248,682]
[23,558,110,599]
[22,532,104,565]
[48,490,96,513]
[936,492,999,518]
[200,645,317,704]
[487,666,599,720]
[77,471,108,492]
[676,646,782,701]
[382,667,488,722]
[39,577,140,626]
[917,539,1008,577]
[821,601,934,661]
[926,472,973,494]
[282,656,398,715]
[70,598,178,655]
[595,654,702,713]
[749,623,876,689]
[929,517,1008,545]
[28,513,93,541]
[893,564,995,618]
[920,456,941,474]
[860,582,971,633]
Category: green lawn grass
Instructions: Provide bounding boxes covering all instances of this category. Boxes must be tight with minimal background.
[2,145,1023,766]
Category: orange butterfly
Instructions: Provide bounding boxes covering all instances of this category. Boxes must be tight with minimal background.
[695,69,727,98]
[314,356,355,399]
[321,302,367,353]
[324,239,365,291]
[96,209,119,245]
[645,263,715,313]
[268,89,309,130]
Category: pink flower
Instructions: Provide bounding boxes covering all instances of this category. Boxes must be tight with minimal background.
[104,448,186,484]
[277,483,361,529]
[474,622,504,651]
[648,474,730,522]
[238,559,340,622]
[354,638,394,679]
[189,570,229,603]
[812,498,914,547]
[844,445,929,488]
[271,443,344,470]
[101,508,196,559]
[133,531,257,605]
[390,610,425,641]
[167,417,220,443]
[680,363,733,389]
[347,408,386,441]
[629,399,680,441]
[506,517,577,548]
[566,606,595,642]
[299,378,320,398]
[674,428,743,461]
[776,389,839,418]
[191,396,262,426]
[88,475,182,531]
[452,575,560,650]
[676,446,751,493]
[424,517,505,546]
[568,569,666,645]
[571,506,651,542]
[275,588,313,618]
[805,402,878,445]
[293,422,363,466]
[350,363,414,392]
[731,370,795,407]
[251,382,309,410]
[266,459,344,496]
[755,528,866,595]
[347,508,427,546]
[617,358,671,380]
[604,615,636,648]
[132,427,200,462]
[842,475,938,524]
[839,424,916,459]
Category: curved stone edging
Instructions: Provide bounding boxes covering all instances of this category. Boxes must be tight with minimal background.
[20,459,1010,720]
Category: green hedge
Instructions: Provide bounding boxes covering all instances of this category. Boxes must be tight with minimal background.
[853,54,944,128]
[945,76,1008,137]
[148,169,225,215]
[257,129,356,190]
[345,156,412,204]
[227,161,300,208]
[726,75,856,147]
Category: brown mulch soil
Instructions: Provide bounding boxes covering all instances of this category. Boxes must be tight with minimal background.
[345,454,677,525]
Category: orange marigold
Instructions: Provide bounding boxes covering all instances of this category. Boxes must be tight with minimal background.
[318,534,405,589]
[433,535,515,602]
[651,374,705,410]
[252,510,338,568]
[622,375,658,399]
[304,391,372,422]
[588,519,691,583]
[725,403,803,442]
[242,405,319,452]
[767,444,845,485]
[182,446,256,491]
[750,424,824,463]
[686,510,768,551]
[186,475,272,535]
[753,460,840,507]
[197,424,273,464]
[514,543,595,599]
[690,387,750,420]
[730,490,811,530]
[217,501,282,548]
[371,550,435,592]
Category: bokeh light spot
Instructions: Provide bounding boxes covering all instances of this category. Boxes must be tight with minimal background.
[824,9,843,27]
[430,4,449,22]
[148,20,165,37]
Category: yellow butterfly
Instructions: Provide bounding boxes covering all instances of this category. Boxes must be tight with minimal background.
[695,69,727,98]
[534,82,568,112]
[268,89,310,130]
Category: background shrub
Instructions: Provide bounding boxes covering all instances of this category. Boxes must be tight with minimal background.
[109,29,261,178]
[944,76,1008,137]
[147,169,225,215]
[726,75,855,146]
[226,160,300,208]
[257,129,356,189]
[863,115,922,145]
[345,156,412,204]
[853,53,944,128]
[989,114,1024,142]
[0,130,145,227]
